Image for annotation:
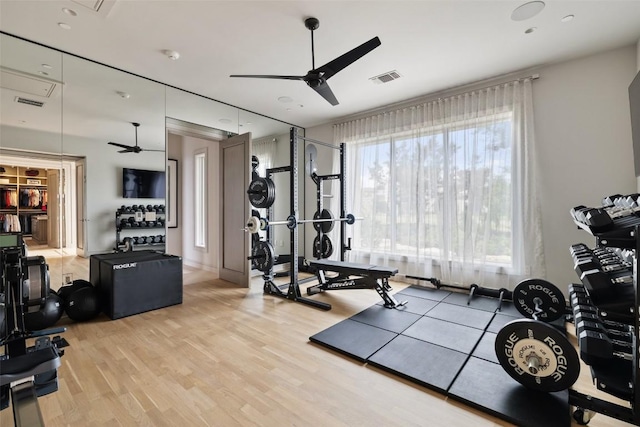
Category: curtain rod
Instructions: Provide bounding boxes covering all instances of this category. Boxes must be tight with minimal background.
[334,71,541,126]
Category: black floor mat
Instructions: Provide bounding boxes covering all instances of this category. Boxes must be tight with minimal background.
[449,357,569,427]
[350,304,422,333]
[424,302,495,329]
[310,285,571,427]
[309,319,397,362]
[368,334,468,393]
[402,316,485,354]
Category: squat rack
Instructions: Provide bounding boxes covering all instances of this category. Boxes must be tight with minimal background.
[262,127,348,310]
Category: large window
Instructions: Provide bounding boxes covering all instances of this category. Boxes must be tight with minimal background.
[337,79,542,288]
[351,114,513,268]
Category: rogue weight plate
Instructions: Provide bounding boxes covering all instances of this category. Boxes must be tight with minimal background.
[247,177,276,209]
[513,278,565,322]
[313,209,335,233]
[252,240,275,273]
[313,235,334,259]
[495,318,579,392]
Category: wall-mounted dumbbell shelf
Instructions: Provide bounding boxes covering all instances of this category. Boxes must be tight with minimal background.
[115,205,166,252]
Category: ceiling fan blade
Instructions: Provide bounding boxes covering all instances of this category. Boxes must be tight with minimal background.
[141,148,165,152]
[315,36,381,80]
[230,74,306,81]
[118,149,134,153]
[109,142,134,150]
[311,81,339,106]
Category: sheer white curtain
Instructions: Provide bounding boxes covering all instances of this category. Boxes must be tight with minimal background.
[252,137,275,176]
[334,79,544,290]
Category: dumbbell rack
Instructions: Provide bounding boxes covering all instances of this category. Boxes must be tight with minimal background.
[569,211,640,424]
[114,206,166,252]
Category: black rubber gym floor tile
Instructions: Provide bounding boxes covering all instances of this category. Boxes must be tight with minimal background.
[441,292,502,312]
[402,316,484,354]
[368,334,468,393]
[350,304,422,334]
[424,302,495,330]
[395,285,451,301]
[493,300,522,318]
[486,312,520,334]
[471,331,499,364]
[448,357,569,427]
[309,319,397,362]
[375,294,440,316]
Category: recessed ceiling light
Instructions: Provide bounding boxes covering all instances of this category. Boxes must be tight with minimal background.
[162,50,180,60]
[62,8,77,16]
[41,64,52,69]
[525,27,537,34]
[38,71,49,76]
[20,120,27,124]
[58,22,71,30]
[278,96,293,103]
[511,1,545,21]
[116,91,130,99]
[219,118,232,124]
[561,14,575,22]
[245,122,252,125]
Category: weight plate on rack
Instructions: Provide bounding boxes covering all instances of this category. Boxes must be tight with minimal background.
[313,209,335,233]
[495,318,579,392]
[252,240,275,273]
[313,235,334,259]
[512,279,565,322]
[247,177,275,209]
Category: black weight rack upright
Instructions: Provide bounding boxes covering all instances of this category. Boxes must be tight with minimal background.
[570,213,640,425]
[261,127,349,310]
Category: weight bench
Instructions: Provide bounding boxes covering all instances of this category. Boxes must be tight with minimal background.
[307,259,407,308]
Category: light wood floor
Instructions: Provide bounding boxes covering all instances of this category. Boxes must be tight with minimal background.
[1,255,635,426]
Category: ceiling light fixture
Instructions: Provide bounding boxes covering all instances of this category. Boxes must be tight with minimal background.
[511,1,545,21]
[38,71,49,76]
[278,96,293,103]
[62,8,77,16]
[561,14,575,22]
[116,91,130,99]
[525,27,537,34]
[162,50,180,60]
[41,64,52,69]
[58,22,71,30]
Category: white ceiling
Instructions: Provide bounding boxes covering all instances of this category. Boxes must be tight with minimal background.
[1,0,640,130]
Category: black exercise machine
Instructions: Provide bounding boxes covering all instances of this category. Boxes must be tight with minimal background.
[307,259,407,308]
[0,232,68,427]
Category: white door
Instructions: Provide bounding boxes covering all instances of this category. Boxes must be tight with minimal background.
[219,133,251,287]
[47,169,60,248]
[75,159,87,256]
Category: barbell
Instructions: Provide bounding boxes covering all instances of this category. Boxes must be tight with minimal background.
[245,213,361,234]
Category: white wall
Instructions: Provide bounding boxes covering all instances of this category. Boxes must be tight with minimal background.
[307,44,638,293]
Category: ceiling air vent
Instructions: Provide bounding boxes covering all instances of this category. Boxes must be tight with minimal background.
[14,97,45,108]
[370,70,402,84]
[71,0,116,15]
[1,67,61,98]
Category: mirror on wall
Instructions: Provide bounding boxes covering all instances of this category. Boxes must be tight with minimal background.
[1,32,305,286]
[0,33,64,286]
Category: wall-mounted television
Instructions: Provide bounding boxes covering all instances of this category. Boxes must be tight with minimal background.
[123,168,165,199]
[630,69,640,177]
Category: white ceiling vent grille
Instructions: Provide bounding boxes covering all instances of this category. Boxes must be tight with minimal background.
[370,70,402,84]
[14,97,45,108]
[70,0,116,15]
[0,67,61,98]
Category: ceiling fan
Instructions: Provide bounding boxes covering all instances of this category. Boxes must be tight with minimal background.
[108,122,163,154]
[230,17,381,106]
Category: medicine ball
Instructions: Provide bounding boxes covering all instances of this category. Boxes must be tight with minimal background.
[58,279,92,303]
[65,286,100,322]
[24,292,64,331]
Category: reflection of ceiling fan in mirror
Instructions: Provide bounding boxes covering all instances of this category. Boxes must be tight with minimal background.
[230,17,381,106]
[108,122,163,154]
